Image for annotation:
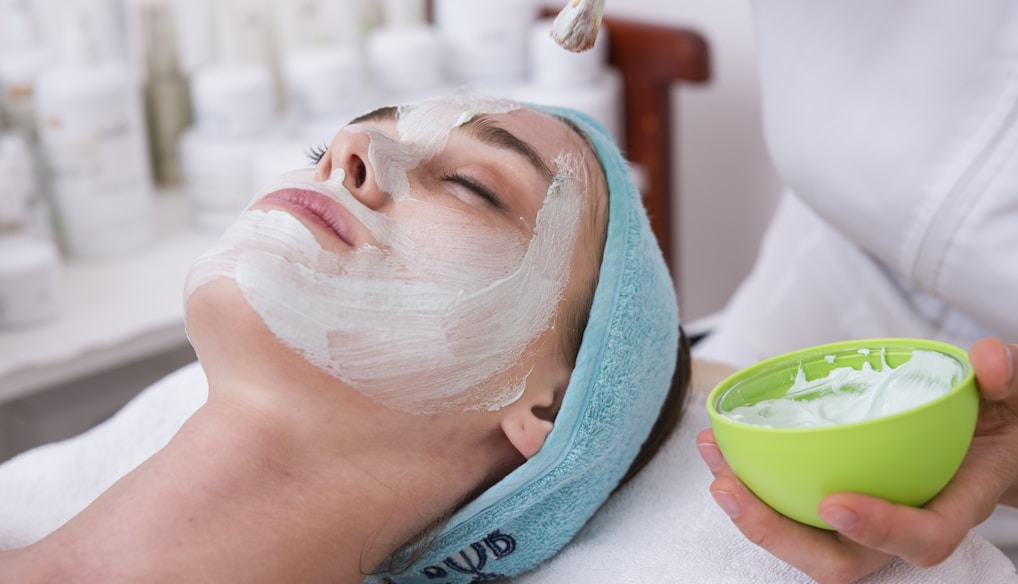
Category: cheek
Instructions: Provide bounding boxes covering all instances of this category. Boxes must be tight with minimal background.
[182,168,582,416]
[384,202,529,287]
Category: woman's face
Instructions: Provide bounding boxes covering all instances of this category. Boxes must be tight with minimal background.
[185,95,603,414]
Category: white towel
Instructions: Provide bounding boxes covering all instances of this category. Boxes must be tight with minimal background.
[0,362,207,550]
[1,364,1014,583]
[516,402,1018,584]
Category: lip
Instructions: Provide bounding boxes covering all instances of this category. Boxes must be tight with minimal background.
[258,188,358,247]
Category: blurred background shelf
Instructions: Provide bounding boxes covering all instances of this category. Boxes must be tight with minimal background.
[0,192,212,459]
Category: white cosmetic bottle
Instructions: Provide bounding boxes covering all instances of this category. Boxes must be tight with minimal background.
[274,0,370,149]
[33,0,155,259]
[190,62,276,139]
[282,45,366,128]
[139,1,192,186]
[0,132,60,328]
[433,0,539,92]
[0,0,50,142]
[178,0,278,235]
[179,62,276,234]
[272,0,365,57]
[366,0,447,103]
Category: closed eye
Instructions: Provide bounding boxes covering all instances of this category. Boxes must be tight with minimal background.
[441,173,508,212]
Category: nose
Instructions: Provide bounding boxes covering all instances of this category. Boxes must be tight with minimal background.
[315,128,388,209]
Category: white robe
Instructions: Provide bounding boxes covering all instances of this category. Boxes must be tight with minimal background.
[697,0,1018,558]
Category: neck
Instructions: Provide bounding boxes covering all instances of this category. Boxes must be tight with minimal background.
[10,367,513,584]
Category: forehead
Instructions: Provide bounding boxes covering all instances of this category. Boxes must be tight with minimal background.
[495,108,597,174]
[489,108,587,155]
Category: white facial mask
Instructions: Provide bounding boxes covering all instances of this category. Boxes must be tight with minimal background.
[185,96,586,414]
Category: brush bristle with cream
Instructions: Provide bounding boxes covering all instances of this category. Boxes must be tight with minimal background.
[550,0,606,53]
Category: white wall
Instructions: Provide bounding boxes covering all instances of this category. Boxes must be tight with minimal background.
[604,0,784,323]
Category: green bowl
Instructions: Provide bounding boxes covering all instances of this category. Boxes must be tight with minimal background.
[706,338,978,529]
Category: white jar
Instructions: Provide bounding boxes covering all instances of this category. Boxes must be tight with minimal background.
[184,61,276,235]
[0,132,53,241]
[0,0,49,141]
[0,133,36,229]
[190,63,276,138]
[272,0,364,55]
[0,46,48,142]
[178,127,261,235]
[282,47,366,123]
[434,0,539,87]
[34,60,155,259]
[0,234,60,328]
[367,0,446,102]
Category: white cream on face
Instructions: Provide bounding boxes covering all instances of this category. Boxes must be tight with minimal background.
[185,96,586,414]
[722,350,964,428]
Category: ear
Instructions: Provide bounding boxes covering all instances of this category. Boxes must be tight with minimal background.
[501,410,554,460]
[500,362,572,459]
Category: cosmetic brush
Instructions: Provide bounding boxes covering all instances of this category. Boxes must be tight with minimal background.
[550,0,607,53]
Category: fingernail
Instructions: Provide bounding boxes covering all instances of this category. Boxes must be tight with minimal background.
[819,505,859,531]
[697,442,726,472]
[712,490,741,518]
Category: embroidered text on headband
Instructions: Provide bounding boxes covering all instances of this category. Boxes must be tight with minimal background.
[374,104,680,583]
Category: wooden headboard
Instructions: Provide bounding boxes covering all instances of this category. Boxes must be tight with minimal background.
[587,14,710,273]
[425,3,711,272]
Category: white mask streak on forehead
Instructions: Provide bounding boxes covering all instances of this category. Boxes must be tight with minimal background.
[362,95,521,202]
[183,104,586,415]
[398,94,520,146]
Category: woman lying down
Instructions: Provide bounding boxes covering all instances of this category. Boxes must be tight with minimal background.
[0,95,692,583]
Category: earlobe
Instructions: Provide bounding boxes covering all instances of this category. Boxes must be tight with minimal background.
[501,413,554,459]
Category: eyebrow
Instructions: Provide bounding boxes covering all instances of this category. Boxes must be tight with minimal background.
[459,115,555,182]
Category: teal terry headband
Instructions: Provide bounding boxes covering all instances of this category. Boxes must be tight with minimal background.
[372,105,680,583]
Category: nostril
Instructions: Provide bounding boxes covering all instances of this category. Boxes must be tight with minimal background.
[350,155,367,188]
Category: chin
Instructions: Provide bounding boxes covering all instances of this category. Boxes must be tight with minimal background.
[184,276,337,390]
[184,278,271,362]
